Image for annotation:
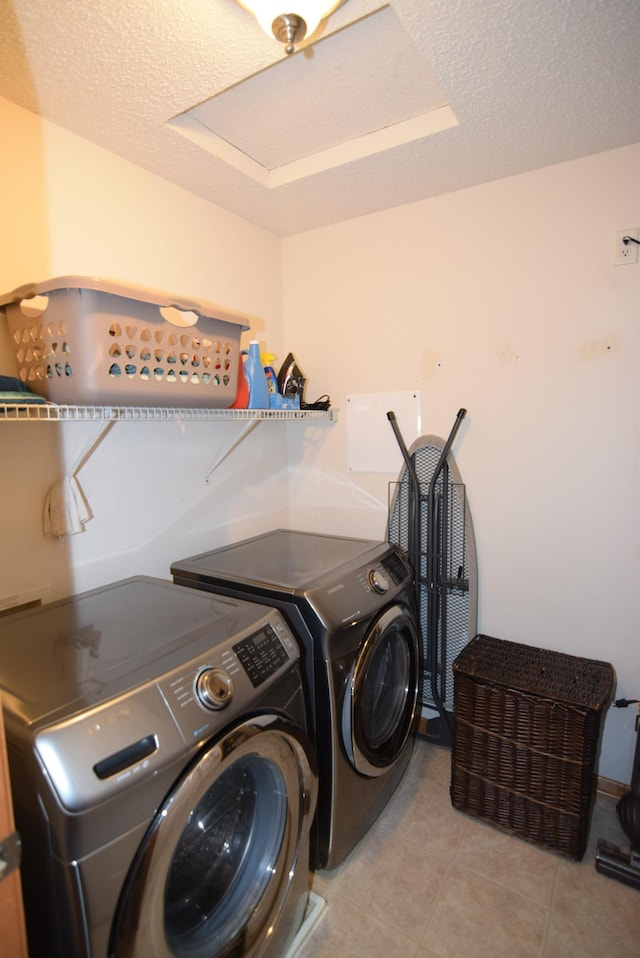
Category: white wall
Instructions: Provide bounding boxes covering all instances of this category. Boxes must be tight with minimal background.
[283,143,640,784]
[1,93,638,785]
[0,96,295,602]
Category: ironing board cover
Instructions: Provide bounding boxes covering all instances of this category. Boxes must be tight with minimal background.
[388,434,478,711]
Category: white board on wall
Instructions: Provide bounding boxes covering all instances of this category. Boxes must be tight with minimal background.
[346,392,421,473]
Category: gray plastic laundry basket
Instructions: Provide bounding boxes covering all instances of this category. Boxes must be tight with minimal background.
[0,277,249,408]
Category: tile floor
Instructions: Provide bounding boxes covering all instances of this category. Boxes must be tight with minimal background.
[301,737,639,958]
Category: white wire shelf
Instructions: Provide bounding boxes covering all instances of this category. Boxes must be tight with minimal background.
[0,404,337,422]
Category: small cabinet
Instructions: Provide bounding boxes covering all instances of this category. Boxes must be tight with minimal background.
[0,694,28,958]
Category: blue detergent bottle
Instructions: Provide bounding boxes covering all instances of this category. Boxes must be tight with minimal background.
[243,340,270,409]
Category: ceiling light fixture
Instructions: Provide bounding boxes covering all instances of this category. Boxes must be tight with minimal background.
[238,1,341,55]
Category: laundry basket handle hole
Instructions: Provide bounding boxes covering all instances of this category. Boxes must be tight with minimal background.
[159,305,199,329]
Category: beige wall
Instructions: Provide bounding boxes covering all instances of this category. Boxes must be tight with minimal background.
[283,143,640,783]
[1,91,638,784]
[0,95,292,602]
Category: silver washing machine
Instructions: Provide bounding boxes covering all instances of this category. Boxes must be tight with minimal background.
[171,530,420,871]
[0,576,317,958]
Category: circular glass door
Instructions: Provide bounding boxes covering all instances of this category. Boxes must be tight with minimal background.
[109,715,316,958]
[164,755,287,956]
[342,604,419,777]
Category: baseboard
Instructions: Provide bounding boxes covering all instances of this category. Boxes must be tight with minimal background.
[596,775,628,800]
[419,719,629,799]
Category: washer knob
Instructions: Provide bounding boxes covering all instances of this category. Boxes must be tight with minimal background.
[196,668,234,710]
[367,569,389,594]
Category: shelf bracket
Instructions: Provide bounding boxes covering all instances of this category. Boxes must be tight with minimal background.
[71,419,117,476]
[204,418,261,483]
[43,420,117,538]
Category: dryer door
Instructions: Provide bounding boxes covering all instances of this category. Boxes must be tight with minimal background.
[342,604,419,777]
[109,714,316,958]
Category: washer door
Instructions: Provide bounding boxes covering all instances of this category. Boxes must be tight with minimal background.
[342,604,419,777]
[109,714,316,958]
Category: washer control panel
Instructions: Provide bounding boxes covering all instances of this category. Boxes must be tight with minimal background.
[195,667,234,710]
[157,609,298,742]
[233,623,290,688]
[30,607,299,811]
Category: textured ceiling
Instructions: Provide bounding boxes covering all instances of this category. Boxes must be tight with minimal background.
[0,0,639,237]
[175,6,449,172]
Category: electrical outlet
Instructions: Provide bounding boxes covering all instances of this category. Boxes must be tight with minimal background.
[614,227,639,266]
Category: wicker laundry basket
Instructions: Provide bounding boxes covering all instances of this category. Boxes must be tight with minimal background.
[451,634,614,860]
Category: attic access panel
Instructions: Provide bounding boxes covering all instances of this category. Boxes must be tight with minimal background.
[170,5,456,186]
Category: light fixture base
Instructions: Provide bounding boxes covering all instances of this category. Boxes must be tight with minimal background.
[272,13,307,54]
